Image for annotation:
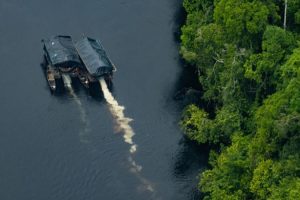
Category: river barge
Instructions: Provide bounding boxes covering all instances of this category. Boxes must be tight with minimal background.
[42,35,116,92]
[74,36,117,87]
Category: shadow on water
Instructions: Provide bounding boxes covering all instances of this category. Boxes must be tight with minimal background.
[171,0,202,108]
[170,1,209,199]
[173,137,209,200]
[88,82,104,100]
[172,59,202,108]
[88,80,115,102]
[172,0,187,42]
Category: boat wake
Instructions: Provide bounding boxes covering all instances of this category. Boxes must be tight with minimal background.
[62,74,90,143]
[99,78,157,196]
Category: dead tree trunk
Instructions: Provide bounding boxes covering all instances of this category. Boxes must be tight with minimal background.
[284,0,287,30]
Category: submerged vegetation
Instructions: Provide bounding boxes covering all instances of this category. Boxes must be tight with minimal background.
[179,0,300,199]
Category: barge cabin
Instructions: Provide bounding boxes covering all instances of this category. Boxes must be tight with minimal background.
[42,35,84,91]
[75,37,116,87]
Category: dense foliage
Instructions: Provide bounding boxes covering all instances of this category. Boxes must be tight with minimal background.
[180,0,300,199]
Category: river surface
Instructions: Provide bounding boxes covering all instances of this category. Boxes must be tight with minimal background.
[0,0,207,199]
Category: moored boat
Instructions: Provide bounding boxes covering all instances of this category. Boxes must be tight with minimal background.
[46,67,56,92]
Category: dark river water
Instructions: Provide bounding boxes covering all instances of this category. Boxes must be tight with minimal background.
[0,0,208,199]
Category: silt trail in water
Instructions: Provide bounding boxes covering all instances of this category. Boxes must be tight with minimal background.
[62,74,90,143]
[99,78,157,195]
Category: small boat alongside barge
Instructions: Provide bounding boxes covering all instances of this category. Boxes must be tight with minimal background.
[46,64,61,92]
[46,68,56,91]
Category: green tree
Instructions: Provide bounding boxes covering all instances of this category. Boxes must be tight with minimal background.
[244,26,296,102]
[179,0,300,199]
[180,105,212,144]
[213,0,278,47]
[200,134,251,200]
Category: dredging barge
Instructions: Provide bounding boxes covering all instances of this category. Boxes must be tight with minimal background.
[42,35,116,92]
[75,36,117,88]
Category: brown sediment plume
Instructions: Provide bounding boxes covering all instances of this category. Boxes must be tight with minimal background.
[99,78,157,195]
[62,74,90,143]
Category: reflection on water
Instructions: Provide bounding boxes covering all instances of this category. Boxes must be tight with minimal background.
[173,137,209,200]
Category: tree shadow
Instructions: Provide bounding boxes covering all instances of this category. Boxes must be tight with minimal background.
[173,136,209,200]
[169,1,210,199]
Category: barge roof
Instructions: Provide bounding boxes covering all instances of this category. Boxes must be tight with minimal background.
[43,35,82,67]
[75,37,114,77]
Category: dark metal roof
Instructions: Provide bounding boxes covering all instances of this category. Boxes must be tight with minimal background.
[75,37,114,77]
[42,35,82,67]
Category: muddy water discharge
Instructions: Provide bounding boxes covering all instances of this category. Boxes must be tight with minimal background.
[62,74,90,143]
[99,78,156,196]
